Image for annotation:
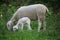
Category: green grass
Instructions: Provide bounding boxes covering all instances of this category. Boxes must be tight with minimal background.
[1,28,59,40]
[0,15,60,40]
[0,3,60,40]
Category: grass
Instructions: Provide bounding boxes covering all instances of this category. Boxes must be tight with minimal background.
[0,29,59,40]
[0,21,60,40]
[0,14,60,40]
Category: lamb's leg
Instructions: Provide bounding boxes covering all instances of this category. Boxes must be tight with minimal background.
[21,24,24,31]
[38,17,42,32]
[27,22,32,31]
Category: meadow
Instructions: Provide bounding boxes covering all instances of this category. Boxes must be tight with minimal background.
[0,3,60,40]
[0,15,60,40]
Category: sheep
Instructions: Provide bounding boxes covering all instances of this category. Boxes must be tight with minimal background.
[7,4,49,32]
[13,17,32,31]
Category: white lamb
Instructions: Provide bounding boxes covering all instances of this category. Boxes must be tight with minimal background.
[13,17,32,31]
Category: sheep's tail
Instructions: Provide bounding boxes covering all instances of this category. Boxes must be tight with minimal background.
[46,8,51,15]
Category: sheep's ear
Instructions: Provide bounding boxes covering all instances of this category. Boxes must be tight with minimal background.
[7,22,9,26]
[7,23,9,28]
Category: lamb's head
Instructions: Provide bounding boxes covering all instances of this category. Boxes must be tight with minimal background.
[13,25,18,32]
[7,21,13,30]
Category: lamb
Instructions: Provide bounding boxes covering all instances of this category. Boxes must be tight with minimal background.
[7,4,49,32]
[13,17,32,31]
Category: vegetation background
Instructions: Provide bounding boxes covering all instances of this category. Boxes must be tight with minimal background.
[0,0,60,40]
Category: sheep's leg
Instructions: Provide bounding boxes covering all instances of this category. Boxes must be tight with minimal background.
[27,25,32,31]
[43,21,46,31]
[38,17,42,32]
[42,16,46,31]
[27,22,32,31]
[21,24,24,31]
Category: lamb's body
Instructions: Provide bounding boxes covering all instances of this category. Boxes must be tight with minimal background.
[13,17,32,31]
[7,4,49,32]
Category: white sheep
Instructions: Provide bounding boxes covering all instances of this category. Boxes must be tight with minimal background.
[13,17,32,31]
[7,4,49,32]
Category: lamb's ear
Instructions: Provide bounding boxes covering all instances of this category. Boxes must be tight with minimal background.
[7,22,10,30]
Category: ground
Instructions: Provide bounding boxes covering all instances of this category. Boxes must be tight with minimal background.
[0,20,60,40]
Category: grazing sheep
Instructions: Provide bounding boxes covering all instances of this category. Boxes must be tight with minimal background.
[13,17,32,31]
[7,4,49,32]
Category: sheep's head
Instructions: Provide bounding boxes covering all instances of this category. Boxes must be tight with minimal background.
[7,21,13,30]
[13,25,18,32]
